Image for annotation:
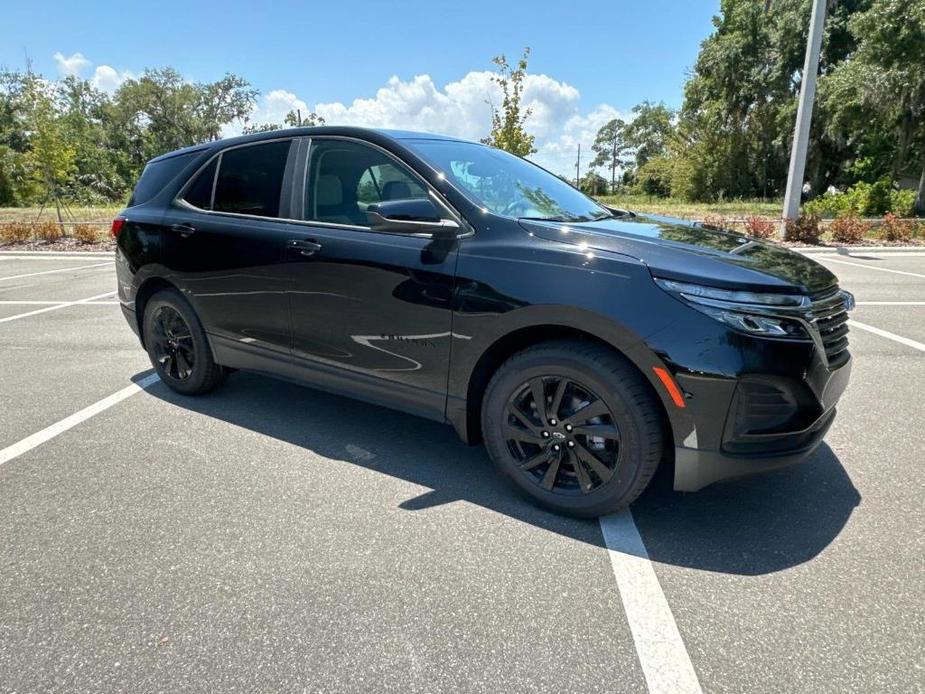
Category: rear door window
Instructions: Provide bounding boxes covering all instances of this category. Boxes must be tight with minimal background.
[182,158,218,210]
[212,140,292,218]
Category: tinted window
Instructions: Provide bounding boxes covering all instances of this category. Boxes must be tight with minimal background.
[213,140,291,218]
[183,158,217,210]
[130,152,198,206]
[406,139,610,222]
[305,140,429,227]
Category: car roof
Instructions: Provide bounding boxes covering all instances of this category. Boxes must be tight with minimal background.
[148,126,472,163]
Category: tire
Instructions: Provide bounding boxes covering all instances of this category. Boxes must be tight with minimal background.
[143,288,226,395]
[481,340,664,517]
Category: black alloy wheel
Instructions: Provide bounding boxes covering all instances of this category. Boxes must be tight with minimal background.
[150,305,196,380]
[503,376,621,495]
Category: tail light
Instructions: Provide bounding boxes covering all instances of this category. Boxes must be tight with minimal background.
[111,217,126,238]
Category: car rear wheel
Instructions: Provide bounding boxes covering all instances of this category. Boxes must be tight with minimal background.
[143,288,226,395]
[481,340,664,517]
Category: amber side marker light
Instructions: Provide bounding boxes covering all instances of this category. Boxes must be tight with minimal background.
[652,366,687,408]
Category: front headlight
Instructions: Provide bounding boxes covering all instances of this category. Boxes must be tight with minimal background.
[654,278,811,339]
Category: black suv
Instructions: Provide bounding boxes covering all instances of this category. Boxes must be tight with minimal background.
[114,127,853,517]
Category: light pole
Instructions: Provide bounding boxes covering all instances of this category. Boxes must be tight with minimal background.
[782,0,828,221]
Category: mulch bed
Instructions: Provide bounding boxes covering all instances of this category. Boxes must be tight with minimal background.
[0,239,116,252]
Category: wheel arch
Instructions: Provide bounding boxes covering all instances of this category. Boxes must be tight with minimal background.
[133,276,183,348]
[457,322,675,456]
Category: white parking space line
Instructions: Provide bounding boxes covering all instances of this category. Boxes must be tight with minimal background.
[0,261,111,282]
[0,252,113,259]
[856,302,925,306]
[0,300,119,306]
[847,319,925,353]
[600,511,702,694]
[0,291,116,324]
[0,374,160,468]
[819,258,925,279]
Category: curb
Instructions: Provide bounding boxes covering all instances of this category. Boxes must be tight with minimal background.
[795,246,925,255]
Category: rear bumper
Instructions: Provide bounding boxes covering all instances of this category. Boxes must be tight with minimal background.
[120,303,141,342]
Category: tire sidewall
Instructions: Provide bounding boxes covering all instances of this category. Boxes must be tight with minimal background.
[482,349,658,516]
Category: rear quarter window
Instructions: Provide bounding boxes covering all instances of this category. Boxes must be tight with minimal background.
[129,152,199,207]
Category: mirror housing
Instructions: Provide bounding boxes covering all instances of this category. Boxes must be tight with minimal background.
[366,198,460,238]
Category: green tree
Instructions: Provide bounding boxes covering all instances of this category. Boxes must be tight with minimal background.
[623,101,675,168]
[114,68,257,167]
[579,171,609,196]
[18,71,77,224]
[823,0,925,213]
[634,156,675,197]
[242,107,326,134]
[677,0,871,201]
[590,119,627,193]
[482,48,536,157]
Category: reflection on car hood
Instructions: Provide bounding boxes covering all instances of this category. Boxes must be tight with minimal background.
[520,213,837,294]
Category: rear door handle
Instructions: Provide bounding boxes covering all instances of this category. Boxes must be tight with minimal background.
[288,239,323,256]
[170,223,197,237]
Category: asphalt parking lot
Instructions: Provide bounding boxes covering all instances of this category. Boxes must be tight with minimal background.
[0,249,923,693]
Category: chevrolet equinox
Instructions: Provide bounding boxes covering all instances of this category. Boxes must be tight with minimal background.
[114,127,853,517]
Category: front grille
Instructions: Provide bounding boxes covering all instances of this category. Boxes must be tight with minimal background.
[808,287,851,367]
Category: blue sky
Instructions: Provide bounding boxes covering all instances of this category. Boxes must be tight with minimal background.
[1,0,719,173]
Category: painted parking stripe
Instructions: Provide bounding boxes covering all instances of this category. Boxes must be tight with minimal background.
[0,300,119,306]
[0,291,116,324]
[600,511,702,694]
[819,258,925,279]
[848,319,925,353]
[0,374,160,468]
[0,261,111,282]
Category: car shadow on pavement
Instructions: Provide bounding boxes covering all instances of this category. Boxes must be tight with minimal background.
[142,370,861,576]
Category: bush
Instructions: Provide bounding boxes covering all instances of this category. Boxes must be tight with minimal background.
[634,156,674,198]
[701,213,727,230]
[72,224,103,244]
[0,222,33,244]
[877,213,918,242]
[34,221,64,242]
[802,178,909,218]
[784,214,822,244]
[889,189,917,218]
[829,215,871,244]
[744,215,776,239]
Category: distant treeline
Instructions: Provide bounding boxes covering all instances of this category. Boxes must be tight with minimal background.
[1,0,923,214]
[583,0,924,215]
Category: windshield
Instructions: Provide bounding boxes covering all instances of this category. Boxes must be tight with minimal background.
[406,139,612,222]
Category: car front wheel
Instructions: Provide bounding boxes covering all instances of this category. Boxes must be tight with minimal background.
[481,340,664,517]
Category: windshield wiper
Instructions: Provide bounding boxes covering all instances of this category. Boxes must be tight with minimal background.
[518,215,584,223]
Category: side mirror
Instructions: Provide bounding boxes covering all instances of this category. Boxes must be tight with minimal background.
[366,198,460,238]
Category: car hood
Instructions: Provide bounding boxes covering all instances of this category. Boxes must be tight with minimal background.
[520,213,837,294]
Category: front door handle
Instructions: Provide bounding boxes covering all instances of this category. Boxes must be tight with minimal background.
[288,239,323,256]
[170,223,197,237]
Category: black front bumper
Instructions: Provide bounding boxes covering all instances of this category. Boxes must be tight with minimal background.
[670,356,852,491]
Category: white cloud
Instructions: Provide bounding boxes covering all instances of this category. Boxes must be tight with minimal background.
[53,51,91,77]
[83,54,622,175]
[90,65,134,93]
[311,71,622,175]
[52,51,133,93]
